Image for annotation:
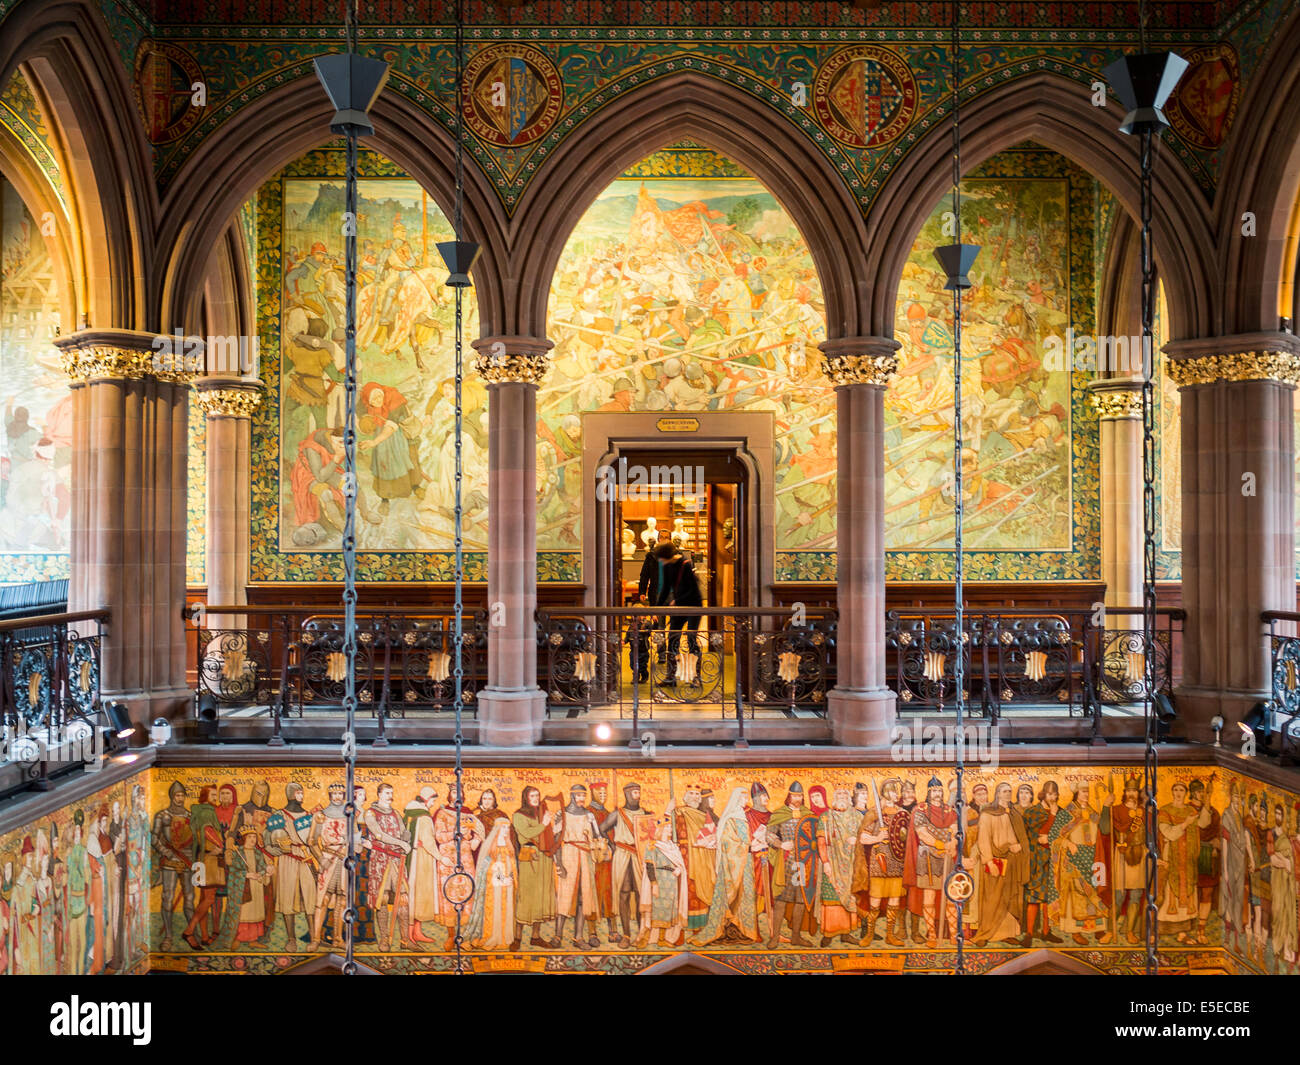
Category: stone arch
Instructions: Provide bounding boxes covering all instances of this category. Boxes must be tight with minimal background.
[862,71,1216,343]
[0,113,77,332]
[985,948,1105,975]
[509,70,869,342]
[636,952,746,974]
[0,0,158,332]
[1214,5,1300,334]
[156,73,508,337]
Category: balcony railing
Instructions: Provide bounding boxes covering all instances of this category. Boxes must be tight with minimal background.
[536,607,836,740]
[0,609,108,785]
[886,606,1184,732]
[190,605,487,743]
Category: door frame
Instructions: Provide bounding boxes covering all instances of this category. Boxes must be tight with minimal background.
[581,411,775,609]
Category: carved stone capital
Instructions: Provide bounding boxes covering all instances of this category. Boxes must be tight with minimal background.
[819,336,901,386]
[1088,378,1144,418]
[53,328,200,384]
[1164,332,1300,388]
[194,377,263,418]
[471,336,555,384]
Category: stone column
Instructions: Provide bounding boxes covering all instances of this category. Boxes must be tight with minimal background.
[1165,333,1299,741]
[821,338,899,746]
[1089,379,1144,627]
[472,336,554,746]
[55,329,196,734]
[194,377,262,618]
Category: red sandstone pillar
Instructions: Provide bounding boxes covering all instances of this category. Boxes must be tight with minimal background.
[55,329,196,733]
[472,336,554,746]
[1089,378,1144,628]
[821,337,899,746]
[1165,333,1299,740]
[194,376,262,622]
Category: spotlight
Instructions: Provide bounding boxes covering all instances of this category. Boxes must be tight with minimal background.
[151,717,173,746]
[195,692,220,742]
[103,701,134,751]
[1210,714,1224,747]
[593,722,613,744]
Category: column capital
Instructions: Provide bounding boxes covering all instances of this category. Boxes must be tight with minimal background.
[194,375,264,418]
[819,336,900,386]
[471,335,555,384]
[53,328,202,384]
[1164,331,1300,387]
[1087,376,1144,418]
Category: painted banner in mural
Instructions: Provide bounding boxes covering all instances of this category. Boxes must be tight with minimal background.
[545,170,831,560]
[0,776,151,975]
[145,764,1296,975]
[0,179,69,580]
[887,177,1074,554]
[277,177,484,554]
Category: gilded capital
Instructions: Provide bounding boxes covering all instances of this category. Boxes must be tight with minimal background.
[1165,350,1300,388]
[1089,387,1144,418]
[819,337,902,387]
[194,386,263,418]
[53,329,199,384]
[472,336,555,385]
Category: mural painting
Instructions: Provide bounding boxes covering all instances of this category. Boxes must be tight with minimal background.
[146,764,1298,975]
[544,154,831,567]
[0,178,70,581]
[0,776,151,975]
[274,170,484,557]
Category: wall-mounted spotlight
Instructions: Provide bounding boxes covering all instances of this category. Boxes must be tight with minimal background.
[151,717,173,746]
[593,722,613,744]
[103,701,134,753]
[195,692,220,742]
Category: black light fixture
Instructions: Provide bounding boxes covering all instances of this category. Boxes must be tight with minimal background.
[195,691,220,742]
[103,700,134,751]
[1102,0,1184,980]
[313,51,389,136]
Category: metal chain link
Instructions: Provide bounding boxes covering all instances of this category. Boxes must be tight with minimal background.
[1140,123,1160,978]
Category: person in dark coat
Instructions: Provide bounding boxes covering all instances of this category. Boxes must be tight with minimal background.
[653,542,703,683]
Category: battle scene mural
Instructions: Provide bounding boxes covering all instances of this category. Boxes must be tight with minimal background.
[0,775,151,975]
[142,763,1298,975]
[0,177,70,582]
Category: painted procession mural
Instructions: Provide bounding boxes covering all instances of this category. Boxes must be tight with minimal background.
[141,764,1298,975]
[0,776,151,975]
[0,177,70,582]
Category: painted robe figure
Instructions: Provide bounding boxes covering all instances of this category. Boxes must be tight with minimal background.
[1021,781,1069,945]
[1052,792,1106,943]
[364,783,414,951]
[696,787,758,945]
[1267,803,1297,964]
[512,788,558,950]
[1219,783,1251,952]
[466,817,517,950]
[432,789,485,948]
[1099,778,1147,944]
[231,825,269,943]
[1156,782,1200,929]
[265,783,317,945]
[403,787,442,944]
[674,786,718,934]
[817,787,862,946]
[639,817,689,948]
[974,783,1029,944]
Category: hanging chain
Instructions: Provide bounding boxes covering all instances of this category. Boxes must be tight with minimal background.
[1140,123,1160,977]
[949,0,967,977]
[340,124,360,980]
[450,0,469,977]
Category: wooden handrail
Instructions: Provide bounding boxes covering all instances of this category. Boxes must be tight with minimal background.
[0,608,109,634]
[1262,610,1300,624]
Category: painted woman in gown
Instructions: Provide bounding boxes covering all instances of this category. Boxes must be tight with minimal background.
[694,788,758,945]
[466,818,517,949]
[637,817,688,948]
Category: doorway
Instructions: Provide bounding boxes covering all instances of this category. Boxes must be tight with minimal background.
[608,449,748,611]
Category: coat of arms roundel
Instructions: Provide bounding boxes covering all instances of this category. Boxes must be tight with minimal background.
[462,43,564,148]
[813,45,918,149]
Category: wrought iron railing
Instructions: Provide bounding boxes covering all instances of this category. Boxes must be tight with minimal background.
[885,606,1183,729]
[0,609,108,782]
[1263,610,1300,758]
[536,606,836,738]
[190,605,487,742]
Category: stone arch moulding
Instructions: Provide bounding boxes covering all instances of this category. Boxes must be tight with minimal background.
[507,69,870,343]
[1213,4,1300,335]
[985,948,1105,975]
[156,73,509,338]
[861,71,1216,344]
[0,121,78,332]
[0,0,158,333]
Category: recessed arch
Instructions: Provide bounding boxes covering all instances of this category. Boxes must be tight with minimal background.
[862,71,1215,343]
[509,70,868,342]
[1214,3,1300,334]
[1,0,158,332]
[156,75,508,338]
